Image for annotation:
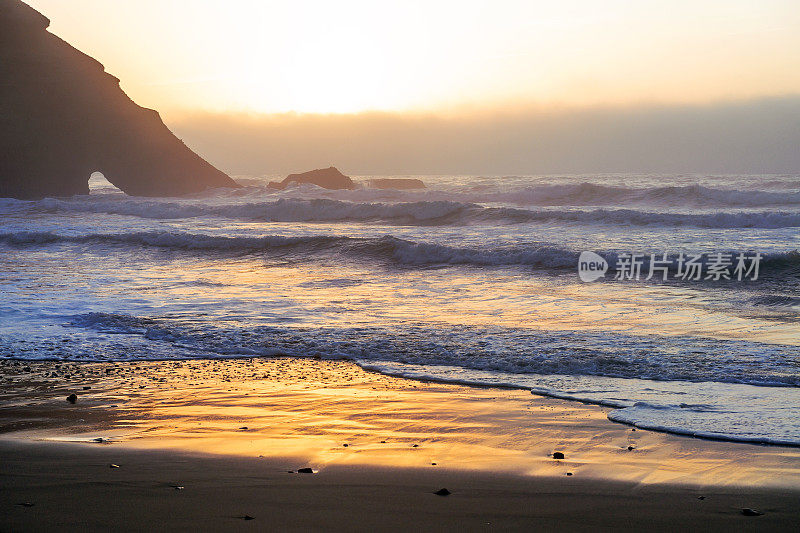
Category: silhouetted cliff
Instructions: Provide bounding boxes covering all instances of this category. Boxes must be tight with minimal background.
[0,0,238,198]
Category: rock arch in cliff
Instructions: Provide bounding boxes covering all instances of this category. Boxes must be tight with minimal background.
[0,0,239,199]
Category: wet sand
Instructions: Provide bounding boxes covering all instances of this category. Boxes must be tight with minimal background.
[2,357,799,531]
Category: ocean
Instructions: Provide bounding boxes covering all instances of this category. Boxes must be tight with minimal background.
[1,173,799,445]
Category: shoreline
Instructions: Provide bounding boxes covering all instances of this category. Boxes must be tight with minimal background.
[2,357,800,530]
[4,354,799,449]
[357,363,800,449]
[2,357,800,486]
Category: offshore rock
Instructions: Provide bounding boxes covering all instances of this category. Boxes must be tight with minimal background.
[268,167,354,190]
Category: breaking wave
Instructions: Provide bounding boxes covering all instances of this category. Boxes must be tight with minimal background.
[17,312,800,387]
[2,230,798,274]
[4,196,800,228]
[477,182,800,208]
[210,180,800,208]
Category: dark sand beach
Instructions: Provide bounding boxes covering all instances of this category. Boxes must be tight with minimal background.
[2,358,799,531]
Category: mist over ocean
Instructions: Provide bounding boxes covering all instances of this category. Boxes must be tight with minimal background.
[1,173,799,444]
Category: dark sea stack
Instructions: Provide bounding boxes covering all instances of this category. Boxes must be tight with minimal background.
[268,166,354,190]
[368,178,426,190]
[0,0,238,199]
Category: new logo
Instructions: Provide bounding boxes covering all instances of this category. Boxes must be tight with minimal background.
[578,251,608,282]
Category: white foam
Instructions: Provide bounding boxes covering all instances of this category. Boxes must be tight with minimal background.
[4,196,800,228]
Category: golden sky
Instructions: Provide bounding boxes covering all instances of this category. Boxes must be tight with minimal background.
[25,0,800,116]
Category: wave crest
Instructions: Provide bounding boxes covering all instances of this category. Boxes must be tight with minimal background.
[5,196,800,228]
[2,230,798,274]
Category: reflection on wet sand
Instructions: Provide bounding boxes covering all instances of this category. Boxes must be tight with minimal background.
[2,357,799,487]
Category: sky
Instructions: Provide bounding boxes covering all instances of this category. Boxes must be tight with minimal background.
[23,0,800,174]
[26,0,800,115]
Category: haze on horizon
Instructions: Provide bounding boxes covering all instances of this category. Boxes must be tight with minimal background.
[24,0,800,174]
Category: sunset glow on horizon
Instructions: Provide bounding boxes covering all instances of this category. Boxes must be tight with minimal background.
[24,0,800,117]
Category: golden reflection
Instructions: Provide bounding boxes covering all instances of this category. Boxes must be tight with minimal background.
[5,359,800,487]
